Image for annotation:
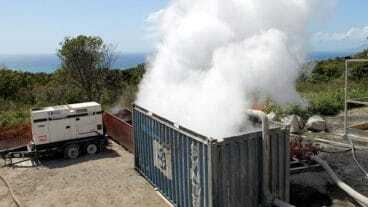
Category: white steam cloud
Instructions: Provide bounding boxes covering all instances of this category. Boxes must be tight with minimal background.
[137,0,332,138]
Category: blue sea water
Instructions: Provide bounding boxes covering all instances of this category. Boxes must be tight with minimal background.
[307,51,352,61]
[0,53,147,73]
[0,51,356,73]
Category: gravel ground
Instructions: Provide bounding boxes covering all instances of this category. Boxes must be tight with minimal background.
[290,107,368,207]
[325,107,368,136]
[0,141,169,207]
[290,150,368,207]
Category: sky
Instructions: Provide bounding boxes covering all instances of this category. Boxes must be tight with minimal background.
[310,0,368,52]
[0,0,167,54]
[0,0,367,55]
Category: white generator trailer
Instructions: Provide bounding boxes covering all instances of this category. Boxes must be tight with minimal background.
[1,102,107,161]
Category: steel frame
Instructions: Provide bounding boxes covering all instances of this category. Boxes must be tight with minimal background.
[344,59,368,139]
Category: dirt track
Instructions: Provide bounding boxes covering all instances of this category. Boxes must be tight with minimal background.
[0,141,169,207]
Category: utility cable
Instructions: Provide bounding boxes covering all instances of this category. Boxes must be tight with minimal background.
[0,174,22,207]
[348,138,368,179]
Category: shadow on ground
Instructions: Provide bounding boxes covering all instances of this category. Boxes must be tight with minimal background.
[290,183,332,207]
[39,148,121,169]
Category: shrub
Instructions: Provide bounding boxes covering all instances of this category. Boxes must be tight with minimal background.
[307,90,344,116]
[284,104,310,120]
[310,59,344,81]
[350,62,368,80]
[264,101,310,120]
[0,107,29,127]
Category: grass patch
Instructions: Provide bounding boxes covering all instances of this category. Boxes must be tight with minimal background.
[297,80,345,116]
[265,79,368,119]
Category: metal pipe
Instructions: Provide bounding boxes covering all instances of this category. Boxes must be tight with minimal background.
[207,138,213,207]
[246,110,273,204]
[344,60,348,137]
[312,137,368,151]
[344,59,368,179]
[346,59,368,63]
[312,156,368,207]
[247,110,294,207]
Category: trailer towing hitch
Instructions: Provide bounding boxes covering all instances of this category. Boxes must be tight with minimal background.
[0,147,39,167]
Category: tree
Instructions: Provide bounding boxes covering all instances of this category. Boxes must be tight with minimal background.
[58,35,115,101]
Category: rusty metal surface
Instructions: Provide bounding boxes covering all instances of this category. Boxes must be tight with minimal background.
[103,110,134,153]
[0,137,31,150]
[0,124,32,150]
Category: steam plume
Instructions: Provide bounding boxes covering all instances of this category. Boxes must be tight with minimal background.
[137,0,333,138]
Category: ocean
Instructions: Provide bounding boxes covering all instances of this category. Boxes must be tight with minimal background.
[0,51,354,73]
[0,53,147,73]
[307,51,352,61]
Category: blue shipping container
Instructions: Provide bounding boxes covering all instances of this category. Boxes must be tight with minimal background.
[133,105,289,207]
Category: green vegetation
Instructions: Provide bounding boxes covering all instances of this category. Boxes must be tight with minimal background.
[0,35,146,127]
[310,49,368,81]
[0,56,145,127]
[310,58,345,81]
[266,48,368,119]
[58,35,116,101]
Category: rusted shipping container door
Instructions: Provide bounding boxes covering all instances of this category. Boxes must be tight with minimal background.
[103,110,134,153]
[0,124,32,150]
[0,137,32,150]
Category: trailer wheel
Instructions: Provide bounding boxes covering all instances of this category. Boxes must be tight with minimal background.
[64,144,80,159]
[86,143,98,155]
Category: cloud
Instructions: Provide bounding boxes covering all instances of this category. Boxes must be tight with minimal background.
[314,26,368,42]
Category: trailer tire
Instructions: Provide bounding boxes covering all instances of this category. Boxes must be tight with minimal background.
[86,143,98,155]
[64,144,80,159]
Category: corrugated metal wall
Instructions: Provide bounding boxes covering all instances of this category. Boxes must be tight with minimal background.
[211,132,263,207]
[134,107,209,207]
[103,112,134,153]
[0,136,31,150]
[269,129,290,202]
[133,105,289,207]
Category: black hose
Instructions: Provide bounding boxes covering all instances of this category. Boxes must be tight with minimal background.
[0,174,22,207]
[349,141,368,179]
[343,130,368,179]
